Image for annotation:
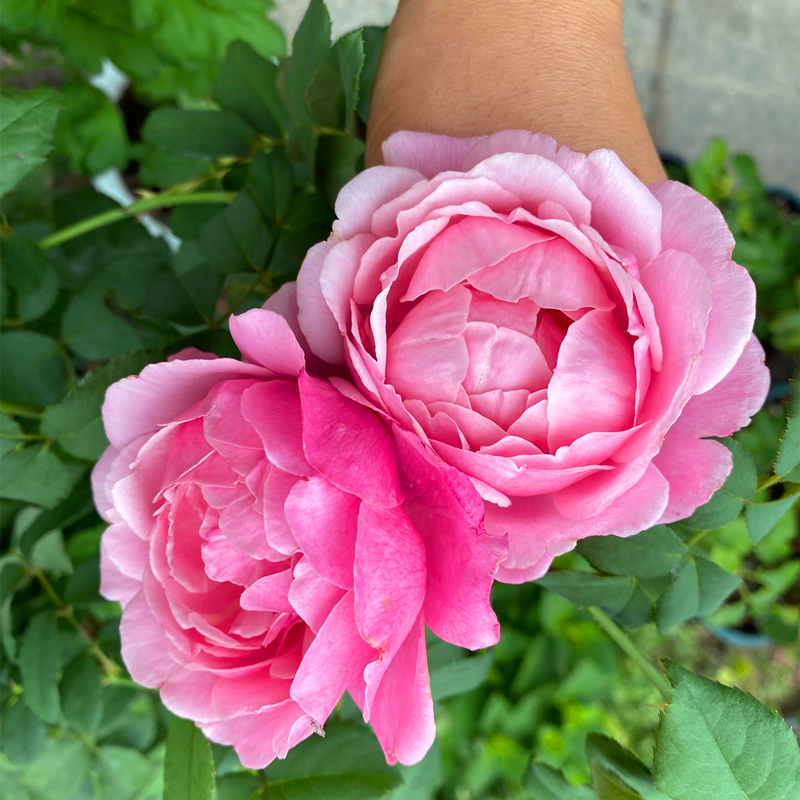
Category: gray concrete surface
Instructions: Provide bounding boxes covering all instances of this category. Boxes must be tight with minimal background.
[273,0,800,193]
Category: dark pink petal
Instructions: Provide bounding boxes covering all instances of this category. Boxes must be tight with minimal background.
[382,131,484,177]
[395,429,506,649]
[299,372,403,507]
[285,477,360,590]
[230,309,305,376]
[290,593,375,725]
[241,381,312,477]
[365,615,435,765]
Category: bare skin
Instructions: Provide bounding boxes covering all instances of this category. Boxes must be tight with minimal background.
[366,0,665,184]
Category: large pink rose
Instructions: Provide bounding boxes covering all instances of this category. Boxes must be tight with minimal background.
[293,130,770,583]
[93,308,505,767]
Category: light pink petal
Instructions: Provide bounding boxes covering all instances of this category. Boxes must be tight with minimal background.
[100,524,146,606]
[200,527,271,586]
[92,446,121,522]
[211,669,292,718]
[120,589,179,688]
[462,322,551,394]
[468,152,592,225]
[366,615,435,766]
[103,358,269,450]
[651,180,755,393]
[299,372,403,507]
[285,477,360,590]
[296,239,342,365]
[654,432,733,524]
[334,165,425,237]
[319,233,374,332]
[467,238,613,311]
[240,381,311,477]
[468,292,539,337]
[547,310,636,450]
[403,216,552,302]
[677,335,769,438]
[490,463,669,578]
[230,309,305,376]
[385,291,471,404]
[290,593,375,725]
[395,429,506,649]
[160,670,219,722]
[425,400,508,449]
[563,149,662,266]
[382,131,484,177]
[462,130,559,168]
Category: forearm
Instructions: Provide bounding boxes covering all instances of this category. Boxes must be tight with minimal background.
[366,0,665,183]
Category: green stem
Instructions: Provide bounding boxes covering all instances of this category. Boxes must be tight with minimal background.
[758,474,781,491]
[0,401,42,419]
[26,561,121,680]
[588,606,671,702]
[38,191,235,250]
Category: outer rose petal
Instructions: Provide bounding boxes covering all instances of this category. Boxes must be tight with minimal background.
[299,372,402,507]
[290,593,375,725]
[650,180,756,394]
[654,433,733,524]
[677,335,769,439]
[462,130,559,169]
[382,131,484,177]
[119,588,177,688]
[297,239,341,365]
[103,357,269,449]
[363,614,435,766]
[395,428,505,649]
[230,309,305,376]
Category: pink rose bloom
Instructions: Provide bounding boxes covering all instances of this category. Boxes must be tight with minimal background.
[293,131,770,583]
[92,308,505,767]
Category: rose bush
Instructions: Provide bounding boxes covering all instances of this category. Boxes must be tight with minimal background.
[93,308,505,768]
[293,130,770,582]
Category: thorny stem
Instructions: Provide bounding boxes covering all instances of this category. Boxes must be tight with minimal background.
[588,606,671,702]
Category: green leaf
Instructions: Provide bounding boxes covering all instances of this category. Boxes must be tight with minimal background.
[775,371,800,478]
[19,612,61,724]
[0,700,47,764]
[429,649,493,701]
[0,235,59,323]
[0,88,61,197]
[316,134,365,205]
[609,583,654,628]
[537,571,636,612]
[693,556,741,616]
[0,445,83,509]
[143,109,255,159]
[723,439,758,500]
[1,412,23,457]
[54,78,129,175]
[250,151,294,222]
[525,763,597,799]
[335,30,365,123]
[164,715,215,800]
[745,489,800,544]
[0,331,69,407]
[654,664,800,800]
[216,774,263,800]
[289,0,332,125]
[586,734,667,800]
[261,772,401,800]
[656,558,699,632]
[198,193,271,273]
[61,655,103,736]
[31,529,72,577]
[42,350,161,460]
[214,41,292,138]
[357,27,387,124]
[97,745,157,800]
[577,526,685,579]
[15,737,91,800]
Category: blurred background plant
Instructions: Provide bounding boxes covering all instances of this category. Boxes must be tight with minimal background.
[0,2,797,799]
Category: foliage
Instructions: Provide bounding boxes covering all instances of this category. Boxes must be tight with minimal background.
[0,2,798,799]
